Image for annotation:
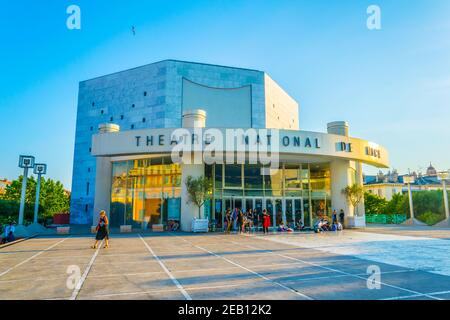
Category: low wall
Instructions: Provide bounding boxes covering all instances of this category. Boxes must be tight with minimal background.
[53,214,70,225]
[366,214,407,224]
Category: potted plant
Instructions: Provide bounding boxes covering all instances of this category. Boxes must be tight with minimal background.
[185,176,212,232]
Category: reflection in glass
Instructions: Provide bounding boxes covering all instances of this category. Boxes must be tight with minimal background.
[264,167,282,197]
[285,165,302,189]
[244,165,264,190]
[225,164,242,188]
[110,158,181,229]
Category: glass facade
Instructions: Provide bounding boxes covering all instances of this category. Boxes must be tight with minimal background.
[110,157,331,230]
[110,157,181,229]
[207,163,331,229]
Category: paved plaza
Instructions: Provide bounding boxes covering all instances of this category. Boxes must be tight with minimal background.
[1,227,450,300]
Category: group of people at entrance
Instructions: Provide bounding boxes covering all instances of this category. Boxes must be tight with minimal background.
[223,207,346,234]
[89,206,347,247]
[223,208,280,235]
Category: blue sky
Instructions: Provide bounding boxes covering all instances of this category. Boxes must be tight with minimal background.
[0,0,449,189]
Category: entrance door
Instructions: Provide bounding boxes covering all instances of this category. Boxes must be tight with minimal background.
[295,198,304,227]
[286,199,294,227]
[264,198,283,228]
[274,198,283,226]
[254,198,263,227]
[272,198,303,229]
[265,199,274,227]
[285,198,303,228]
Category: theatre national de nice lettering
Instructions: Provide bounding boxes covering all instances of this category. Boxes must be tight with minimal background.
[70,59,389,231]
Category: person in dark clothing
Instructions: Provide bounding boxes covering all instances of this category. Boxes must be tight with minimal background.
[224,209,231,234]
[92,210,109,249]
[237,210,244,234]
[247,209,254,231]
[339,209,345,226]
[332,210,338,224]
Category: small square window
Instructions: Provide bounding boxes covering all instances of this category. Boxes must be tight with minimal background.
[132,104,135,108]
[131,124,135,129]
[90,126,93,131]
[88,168,91,173]
[110,117,113,122]
[101,110,104,115]
[85,204,88,212]
[142,118,146,123]
[89,147,92,153]
[144,91,147,96]
[121,115,124,120]
[92,102,95,107]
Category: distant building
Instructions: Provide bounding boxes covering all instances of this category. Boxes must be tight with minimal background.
[0,179,12,196]
[364,163,445,200]
[364,170,403,200]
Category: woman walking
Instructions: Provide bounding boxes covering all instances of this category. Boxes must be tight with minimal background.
[92,210,109,249]
[247,209,254,232]
[262,209,271,235]
[237,210,244,234]
[224,209,231,234]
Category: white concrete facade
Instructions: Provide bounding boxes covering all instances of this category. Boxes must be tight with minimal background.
[91,120,388,231]
[264,74,299,130]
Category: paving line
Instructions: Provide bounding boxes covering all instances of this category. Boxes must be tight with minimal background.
[46,282,246,300]
[47,286,450,301]
[70,240,103,300]
[0,237,69,278]
[0,261,307,284]
[279,269,416,285]
[174,235,313,300]
[237,235,443,301]
[381,290,450,300]
[138,234,191,300]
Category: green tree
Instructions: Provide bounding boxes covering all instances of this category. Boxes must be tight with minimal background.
[364,192,388,215]
[343,184,365,216]
[1,176,37,203]
[411,191,443,216]
[1,175,70,222]
[185,176,212,219]
[385,193,407,215]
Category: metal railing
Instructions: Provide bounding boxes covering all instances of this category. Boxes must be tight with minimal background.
[366,214,407,224]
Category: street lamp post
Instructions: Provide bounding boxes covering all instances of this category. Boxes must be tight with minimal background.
[403,175,417,225]
[15,156,35,238]
[437,171,450,227]
[33,164,47,224]
[18,156,35,225]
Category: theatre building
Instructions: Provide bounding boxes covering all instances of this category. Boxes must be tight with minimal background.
[70,60,389,231]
